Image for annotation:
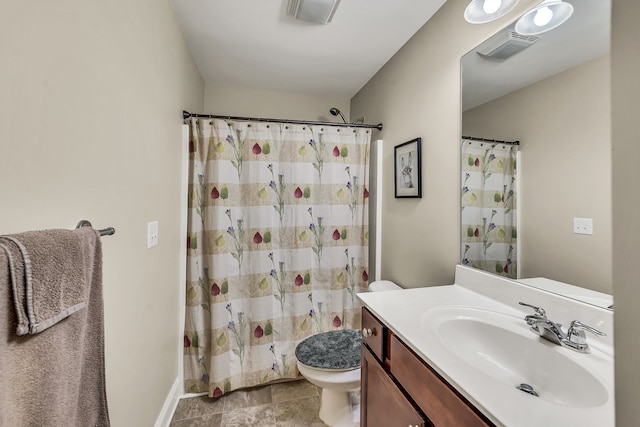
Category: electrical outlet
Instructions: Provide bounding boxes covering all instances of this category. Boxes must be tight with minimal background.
[573,218,593,235]
[147,221,159,248]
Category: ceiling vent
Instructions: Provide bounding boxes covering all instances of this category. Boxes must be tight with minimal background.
[286,0,341,25]
[476,30,540,59]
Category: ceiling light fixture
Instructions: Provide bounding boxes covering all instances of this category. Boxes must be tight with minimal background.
[464,0,520,24]
[286,0,341,25]
[515,0,574,35]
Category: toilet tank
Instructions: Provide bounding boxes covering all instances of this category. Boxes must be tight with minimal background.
[368,280,402,292]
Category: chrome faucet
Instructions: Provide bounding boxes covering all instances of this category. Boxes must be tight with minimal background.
[518,302,606,354]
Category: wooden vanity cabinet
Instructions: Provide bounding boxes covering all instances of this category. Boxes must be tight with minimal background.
[360,308,494,427]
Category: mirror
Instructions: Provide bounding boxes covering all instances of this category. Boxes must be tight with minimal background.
[461,0,612,309]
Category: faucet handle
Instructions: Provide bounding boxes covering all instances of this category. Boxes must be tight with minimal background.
[564,320,606,353]
[567,320,606,342]
[518,302,547,318]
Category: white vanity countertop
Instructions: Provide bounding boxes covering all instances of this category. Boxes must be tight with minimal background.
[357,265,614,427]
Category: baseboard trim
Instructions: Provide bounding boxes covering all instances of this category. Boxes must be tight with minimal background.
[154,376,182,427]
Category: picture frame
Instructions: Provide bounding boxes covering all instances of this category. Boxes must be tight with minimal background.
[394,138,422,198]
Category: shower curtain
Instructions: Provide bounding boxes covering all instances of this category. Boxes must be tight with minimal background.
[183,118,371,396]
[461,139,518,279]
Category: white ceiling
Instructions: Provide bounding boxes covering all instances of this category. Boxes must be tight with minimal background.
[170,0,447,98]
[170,0,611,107]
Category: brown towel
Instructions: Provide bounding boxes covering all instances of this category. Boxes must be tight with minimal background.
[0,227,110,426]
[0,228,96,335]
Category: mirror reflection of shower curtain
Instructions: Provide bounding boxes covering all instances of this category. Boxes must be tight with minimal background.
[461,139,518,279]
[183,118,371,396]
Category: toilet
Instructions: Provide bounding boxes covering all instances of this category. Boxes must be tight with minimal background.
[295,280,402,427]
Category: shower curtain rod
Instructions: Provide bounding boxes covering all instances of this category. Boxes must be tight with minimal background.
[463,135,520,146]
[182,110,383,131]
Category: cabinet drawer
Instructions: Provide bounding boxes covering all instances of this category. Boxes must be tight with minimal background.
[361,307,385,361]
[389,334,494,427]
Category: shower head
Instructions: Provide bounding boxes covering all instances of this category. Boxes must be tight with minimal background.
[329,107,347,124]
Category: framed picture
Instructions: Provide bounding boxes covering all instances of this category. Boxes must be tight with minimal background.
[394,138,422,198]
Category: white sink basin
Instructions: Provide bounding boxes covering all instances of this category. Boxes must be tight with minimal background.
[421,306,609,408]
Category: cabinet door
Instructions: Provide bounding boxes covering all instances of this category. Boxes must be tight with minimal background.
[389,335,493,427]
[361,344,428,427]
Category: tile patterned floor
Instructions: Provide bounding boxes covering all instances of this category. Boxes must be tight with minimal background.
[170,379,327,427]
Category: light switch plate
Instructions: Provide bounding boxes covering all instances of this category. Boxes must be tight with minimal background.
[147,221,159,248]
[573,218,593,235]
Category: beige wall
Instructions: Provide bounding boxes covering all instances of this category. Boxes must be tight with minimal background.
[0,1,203,426]
[612,0,640,425]
[463,55,612,293]
[204,82,351,123]
[351,0,540,287]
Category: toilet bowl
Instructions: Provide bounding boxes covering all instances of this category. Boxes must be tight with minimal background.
[295,280,402,427]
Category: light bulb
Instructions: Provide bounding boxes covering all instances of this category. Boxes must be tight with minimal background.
[533,6,553,27]
[483,0,502,14]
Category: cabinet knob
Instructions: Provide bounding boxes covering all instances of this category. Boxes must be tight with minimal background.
[362,327,374,337]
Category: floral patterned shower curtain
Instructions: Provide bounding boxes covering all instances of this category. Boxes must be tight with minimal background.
[183,118,371,396]
[461,139,518,279]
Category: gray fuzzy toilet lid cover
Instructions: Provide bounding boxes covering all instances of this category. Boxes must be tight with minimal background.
[295,329,362,371]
